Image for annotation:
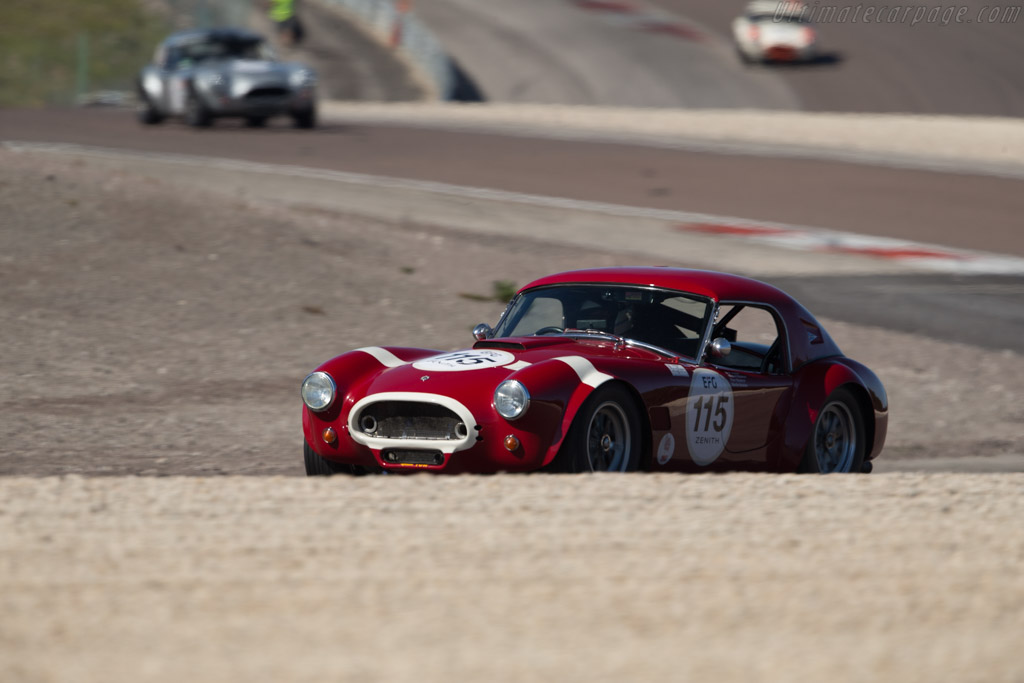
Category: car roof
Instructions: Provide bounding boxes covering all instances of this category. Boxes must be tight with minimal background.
[162,28,264,47]
[520,267,842,366]
[746,0,805,15]
[520,267,793,305]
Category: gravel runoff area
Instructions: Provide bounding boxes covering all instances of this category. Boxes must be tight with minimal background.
[1,144,1023,681]
[319,102,1024,178]
[2,146,1022,476]
[2,474,1022,683]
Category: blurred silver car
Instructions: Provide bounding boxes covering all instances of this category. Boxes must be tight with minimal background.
[732,1,818,64]
[137,28,317,128]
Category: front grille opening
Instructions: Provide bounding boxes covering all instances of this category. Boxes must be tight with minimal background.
[246,87,289,98]
[358,401,466,440]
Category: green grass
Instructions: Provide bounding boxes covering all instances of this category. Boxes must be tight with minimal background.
[459,280,519,304]
[0,0,171,106]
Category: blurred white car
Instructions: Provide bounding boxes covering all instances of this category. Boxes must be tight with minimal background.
[137,28,317,128]
[732,1,817,63]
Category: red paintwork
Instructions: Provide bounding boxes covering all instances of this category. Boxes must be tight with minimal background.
[302,268,887,474]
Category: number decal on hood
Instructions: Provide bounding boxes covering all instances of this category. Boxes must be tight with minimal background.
[412,350,516,372]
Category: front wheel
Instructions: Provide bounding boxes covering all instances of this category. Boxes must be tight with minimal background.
[136,94,164,125]
[799,388,866,473]
[184,90,212,128]
[551,384,641,473]
[304,441,363,476]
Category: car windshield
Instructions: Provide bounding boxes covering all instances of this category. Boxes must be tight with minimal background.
[167,38,274,68]
[491,284,713,359]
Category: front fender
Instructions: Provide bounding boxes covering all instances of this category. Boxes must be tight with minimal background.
[138,67,164,104]
[302,347,440,456]
[502,357,614,467]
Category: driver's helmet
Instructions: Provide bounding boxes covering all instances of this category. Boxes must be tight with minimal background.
[613,305,635,335]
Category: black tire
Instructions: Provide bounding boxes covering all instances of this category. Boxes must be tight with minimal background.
[245,116,267,128]
[292,106,316,129]
[184,90,212,128]
[551,384,641,473]
[304,441,360,476]
[136,93,164,125]
[798,388,866,474]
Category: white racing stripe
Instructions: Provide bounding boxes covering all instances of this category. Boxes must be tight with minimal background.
[553,356,613,389]
[356,346,408,368]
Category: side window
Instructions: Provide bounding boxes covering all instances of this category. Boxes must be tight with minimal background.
[712,305,786,374]
[622,296,707,358]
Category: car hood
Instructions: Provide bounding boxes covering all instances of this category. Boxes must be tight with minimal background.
[223,59,296,79]
[358,336,668,398]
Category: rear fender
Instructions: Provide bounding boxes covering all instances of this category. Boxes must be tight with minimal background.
[780,358,888,471]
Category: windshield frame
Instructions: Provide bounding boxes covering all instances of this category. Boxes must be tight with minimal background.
[491,283,717,362]
[165,37,274,68]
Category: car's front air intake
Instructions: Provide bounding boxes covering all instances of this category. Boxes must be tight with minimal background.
[357,401,467,441]
[246,87,289,98]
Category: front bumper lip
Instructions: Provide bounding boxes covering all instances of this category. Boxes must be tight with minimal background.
[761,44,815,61]
[202,91,314,115]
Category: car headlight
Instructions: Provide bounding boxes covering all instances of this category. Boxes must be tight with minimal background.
[301,371,336,411]
[494,380,530,420]
[289,69,316,88]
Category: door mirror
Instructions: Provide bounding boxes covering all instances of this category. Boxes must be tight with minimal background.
[473,323,492,341]
[708,337,732,358]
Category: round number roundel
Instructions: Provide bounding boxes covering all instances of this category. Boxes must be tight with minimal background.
[685,368,734,466]
[412,349,516,372]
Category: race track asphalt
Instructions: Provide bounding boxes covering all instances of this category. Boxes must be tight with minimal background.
[2,107,1021,352]
[3,108,1022,256]
[650,0,1024,115]
[417,0,1024,115]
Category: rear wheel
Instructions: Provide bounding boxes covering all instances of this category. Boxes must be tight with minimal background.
[799,388,865,473]
[552,384,641,473]
[292,106,316,129]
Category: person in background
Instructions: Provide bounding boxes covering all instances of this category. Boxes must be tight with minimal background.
[265,0,304,47]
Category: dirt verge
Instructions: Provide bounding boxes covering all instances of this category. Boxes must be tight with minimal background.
[1,147,1021,476]
[1,473,1022,683]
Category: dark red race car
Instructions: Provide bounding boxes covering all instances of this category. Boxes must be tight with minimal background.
[301,268,887,475]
